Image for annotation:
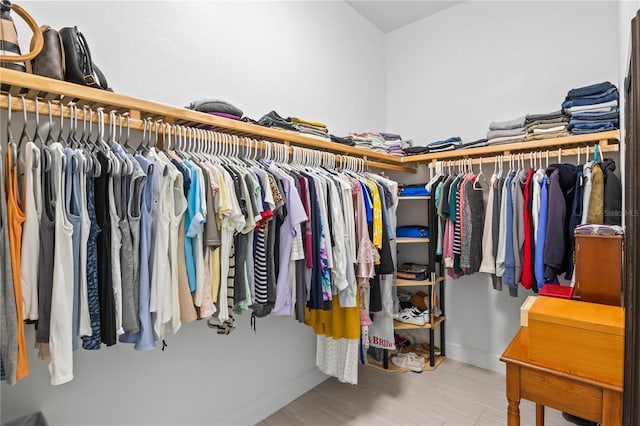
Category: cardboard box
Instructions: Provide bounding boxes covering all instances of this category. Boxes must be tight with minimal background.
[528,296,624,386]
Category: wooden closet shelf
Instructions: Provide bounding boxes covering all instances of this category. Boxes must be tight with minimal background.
[393,316,445,330]
[0,69,620,171]
[399,130,620,164]
[394,276,444,287]
[0,68,418,173]
[396,237,430,243]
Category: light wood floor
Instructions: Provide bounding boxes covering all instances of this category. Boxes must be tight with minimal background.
[259,358,575,426]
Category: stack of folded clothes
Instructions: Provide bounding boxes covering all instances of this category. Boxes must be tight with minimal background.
[347,132,389,153]
[403,146,430,156]
[524,110,569,140]
[397,263,429,281]
[379,132,405,156]
[329,134,356,146]
[399,183,430,197]
[426,136,462,152]
[257,110,297,131]
[487,116,527,144]
[291,117,329,139]
[456,138,489,149]
[187,99,244,120]
[562,81,620,135]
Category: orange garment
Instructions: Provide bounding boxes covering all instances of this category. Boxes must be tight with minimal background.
[6,146,27,380]
[304,294,360,340]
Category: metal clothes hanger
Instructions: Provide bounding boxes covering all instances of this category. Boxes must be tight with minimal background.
[17,95,31,152]
[6,93,17,169]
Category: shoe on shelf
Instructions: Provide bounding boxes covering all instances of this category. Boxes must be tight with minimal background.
[391,352,425,372]
[397,307,428,326]
[410,291,428,311]
[432,305,442,318]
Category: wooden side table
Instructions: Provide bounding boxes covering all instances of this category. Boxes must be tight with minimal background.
[501,327,623,426]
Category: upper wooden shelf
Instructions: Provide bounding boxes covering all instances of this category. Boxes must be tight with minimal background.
[399,130,620,164]
[0,68,414,172]
[0,68,621,171]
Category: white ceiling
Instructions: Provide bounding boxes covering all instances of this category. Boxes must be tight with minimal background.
[346,1,462,33]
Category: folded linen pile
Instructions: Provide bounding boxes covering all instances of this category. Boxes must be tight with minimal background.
[562,81,620,135]
[379,132,405,156]
[487,116,526,144]
[291,117,329,139]
[524,110,569,141]
[347,132,389,153]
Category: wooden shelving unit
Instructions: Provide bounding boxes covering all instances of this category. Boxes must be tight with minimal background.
[384,195,446,371]
[0,67,622,173]
[394,276,445,287]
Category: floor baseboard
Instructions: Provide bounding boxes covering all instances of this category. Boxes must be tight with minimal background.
[444,342,505,374]
[219,367,328,425]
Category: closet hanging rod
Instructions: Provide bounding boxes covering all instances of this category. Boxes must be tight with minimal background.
[0,94,416,173]
[400,130,620,164]
[427,144,619,168]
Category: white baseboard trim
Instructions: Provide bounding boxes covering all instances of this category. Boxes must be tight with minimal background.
[445,342,505,375]
[219,367,328,425]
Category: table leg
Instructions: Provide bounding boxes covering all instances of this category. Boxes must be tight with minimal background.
[506,364,521,426]
[601,389,622,426]
[536,404,544,426]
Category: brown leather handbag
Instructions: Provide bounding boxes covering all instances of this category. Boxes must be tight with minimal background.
[0,1,43,72]
[29,25,65,80]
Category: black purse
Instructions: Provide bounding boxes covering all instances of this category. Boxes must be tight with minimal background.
[59,26,111,90]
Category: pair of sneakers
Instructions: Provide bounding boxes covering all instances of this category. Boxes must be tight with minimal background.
[391,352,425,372]
[397,307,430,326]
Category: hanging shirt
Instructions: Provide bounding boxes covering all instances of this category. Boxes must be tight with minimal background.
[495,175,511,279]
[521,168,536,290]
[535,176,549,287]
[0,144,18,384]
[49,143,74,385]
[78,151,92,339]
[183,160,204,293]
[270,165,307,316]
[502,172,516,291]
[6,144,27,381]
[63,148,82,352]
[544,169,566,280]
[479,174,497,274]
[581,161,593,224]
[20,141,41,321]
[81,160,102,350]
